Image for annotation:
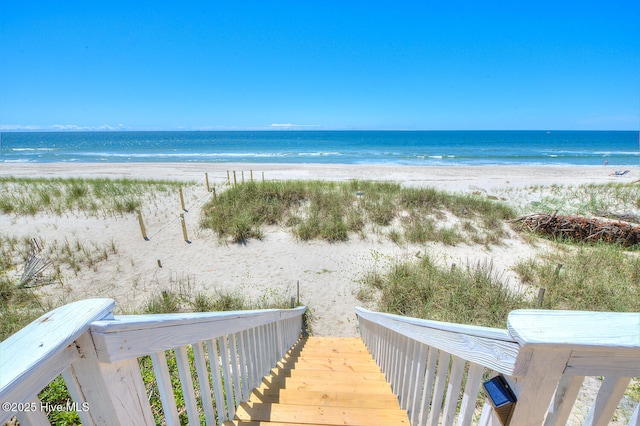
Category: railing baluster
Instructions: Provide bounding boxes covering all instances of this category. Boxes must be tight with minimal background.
[419,346,438,426]
[400,335,412,407]
[584,376,632,425]
[379,325,387,375]
[218,336,235,419]
[392,331,401,390]
[150,351,180,425]
[443,356,466,425]
[272,322,279,363]
[399,336,414,409]
[410,342,429,425]
[544,375,585,426]
[255,326,264,379]
[237,330,249,401]
[192,341,216,425]
[62,367,93,426]
[229,333,242,405]
[268,322,275,366]
[403,338,418,412]
[385,326,393,378]
[262,324,270,376]
[175,345,200,425]
[250,327,260,389]
[206,339,226,424]
[277,319,284,357]
[246,328,257,391]
[457,362,484,426]
[427,350,450,426]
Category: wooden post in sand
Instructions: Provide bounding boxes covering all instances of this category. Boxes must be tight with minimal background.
[233,171,237,187]
[212,187,217,201]
[137,211,148,241]
[226,170,230,185]
[205,173,210,192]
[180,213,190,243]
[250,170,253,181]
[262,171,265,183]
[241,170,245,183]
[179,188,186,211]
[536,287,546,308]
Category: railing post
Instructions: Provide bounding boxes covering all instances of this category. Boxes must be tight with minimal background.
[65,332,155,425]
[65,333,155,425]
[506,309,640,426]
[506,348,571,425]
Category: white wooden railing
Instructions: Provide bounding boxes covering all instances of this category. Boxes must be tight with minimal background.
[356,307,640,426]
[0,298,305,425]
[3,300,639,426]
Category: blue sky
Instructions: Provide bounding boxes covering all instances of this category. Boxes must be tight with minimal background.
[1,1,639,131]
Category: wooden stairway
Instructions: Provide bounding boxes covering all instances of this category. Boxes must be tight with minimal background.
[225,336,409,426]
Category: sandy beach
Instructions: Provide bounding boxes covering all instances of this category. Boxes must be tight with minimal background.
[0,163,635,336]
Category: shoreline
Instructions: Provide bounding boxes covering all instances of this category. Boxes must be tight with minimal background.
[0,162,632,192]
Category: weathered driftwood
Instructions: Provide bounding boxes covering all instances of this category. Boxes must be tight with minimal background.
[511,212,640,247]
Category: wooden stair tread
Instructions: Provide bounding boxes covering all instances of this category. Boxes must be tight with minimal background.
[235,402,409,426]
[259,379,392,394]
[277,359,382,372]
[250,388,401,408]
[269,367,387,381]
[229,336,409,425]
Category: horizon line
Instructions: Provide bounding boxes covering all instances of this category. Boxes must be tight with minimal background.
[1,128,638,133]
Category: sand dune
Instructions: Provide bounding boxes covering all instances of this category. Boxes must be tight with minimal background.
[0,163,632,335]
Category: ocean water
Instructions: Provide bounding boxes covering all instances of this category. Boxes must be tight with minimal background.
[1,130,638,166]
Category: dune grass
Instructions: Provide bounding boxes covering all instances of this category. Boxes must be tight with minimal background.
[0,176,187,216]
[514,242,640,312]
[362,240,640,329]
[200,180,515,245]
[501,182,640,216]
[362,255,530,328]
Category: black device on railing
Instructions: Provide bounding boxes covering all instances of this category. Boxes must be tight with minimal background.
[483,375,517,426]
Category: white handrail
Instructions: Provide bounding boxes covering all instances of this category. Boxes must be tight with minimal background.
[0,298,115,411]
[0,299,306,425]
[356,307,640,426]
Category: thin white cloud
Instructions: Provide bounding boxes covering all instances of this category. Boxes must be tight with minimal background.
[270,123,320,129]
[0,124,127,131]
[0,124,44,131]
[52,124,124,131]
